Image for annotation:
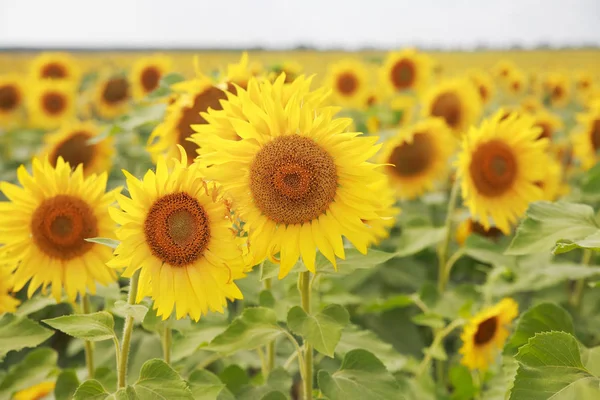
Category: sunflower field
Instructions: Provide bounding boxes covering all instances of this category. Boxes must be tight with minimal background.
[1,49,600,400]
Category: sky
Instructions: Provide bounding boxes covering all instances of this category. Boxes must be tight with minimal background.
[0,0,599,50]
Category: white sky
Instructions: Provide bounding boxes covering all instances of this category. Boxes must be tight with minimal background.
[0,0,599,50]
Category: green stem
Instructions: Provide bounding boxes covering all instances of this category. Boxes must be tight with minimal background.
[570,249,593,310]
[438,180,460,293]
[162,324,172,365]
[299,271,313,400]
[264,277,275,375]
[416,319,465,378]
[81,294,95,379]
[117,270,140,389]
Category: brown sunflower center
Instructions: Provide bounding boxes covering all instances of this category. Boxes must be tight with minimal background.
[471,220,504,240]
[390,59,415,90]
[469,140,517,197]
[41,62,67,79]
[431,92,461,129]
[144,192,211,266]
[42,92,66,115]
[591,120,600,152]
[535,122,552,140]
[140,66,161,92]
[474,316,498,345]
[387,133,434,177]
[31,195,97,260]
[50,132,95,169]
[249,135,338,225]
[366,95,377,107]
[512,81,521,91]
[102,77,129,104]
[336,73,358,96]
[551,85,564,100]
[478,85,488,102]
[0,85,19,111]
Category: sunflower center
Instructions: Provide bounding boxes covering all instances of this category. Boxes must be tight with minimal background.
[0,85,19,111]
[470,140,517,197]
[591,120,600,152]
[31,195,97,260]
[42,92,66,115]
[141,66,161,92]
[387,133,434,177]
[535,122,552,140]
[144,192,210,266]
[390,59,415,89]
[50,132,95,169]
[41,63,67,79]
[336,73,358,96]
[551,85,563,100]
[478,85,488,102]
[249,135,338,225]
[431,92,461,129]
[102,77,129,104]
[471,220,504,240]
[474,316,498,345]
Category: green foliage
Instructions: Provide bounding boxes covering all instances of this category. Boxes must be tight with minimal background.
[0,348,58,400]
[55,369,80,400]
[0,315,53,360]
[188,369,226,400]
[85,237,121,249]
[287,304,349,357]
[43,311,116,342]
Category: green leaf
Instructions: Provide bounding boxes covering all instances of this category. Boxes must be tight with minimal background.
[238,368,291,400]
[73,380,111,400]
[315,248,398,274]
[112,301,149,323]
[287,304,349,357]
[133,359,193,400]
[208,308,283,354]
[0,314,53,359]
[582,346,600,376]
[160,73,185,86]
[318,349,403,400]
[411,313,445,329]
[463,235,516,267]
[261,392,287,400]
[510,332,600,400]
[554,231,600,254]
[395,226,445,257]
[449,365,477,400]
[188,370,225,400]
[15,294,60,316]
[219,365,249,395]
[358,295,414,314]
[259,290,276,308]
[85,237,120,249]
[505,302,574,356]
[506,201,599,255]
[43,311,116,342]
[55,369,80,400]
[0,348,58,397]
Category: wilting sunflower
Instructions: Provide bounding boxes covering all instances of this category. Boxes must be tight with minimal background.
[380,118,456,199]
[130,55,172,99]
[192,75,390,277]
[380,48,431,94]
[0,157,118,302]
[28,81,76,129]
[459,298,519,371]
[531,109,563,142]
[492,60,517,82]
[325,58,369,108]
[467,69,495,106]
[95,74,131,119]
[0,74,26,127]
[109,150,247,321]
[422,78,482,137]
[13,381,56,400]
[456,217,504,246]
[543,72,571,108]
[270,60,303,84]
[456,111,547,234]
[0,265,19,314]
[147,76,227,163]
[40,121,114,176]
[573,106,600,170]
[29,52,81,83]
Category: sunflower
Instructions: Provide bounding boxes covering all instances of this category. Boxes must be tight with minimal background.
[380,118,456,199]
[380,49,431,94]
[455,217,504,246]
[130,55,172,99]
[13,381,56,400]
[364,89,381,109]
[0,265,19,314]
[364,179,400,245]
[459,298,519,371]
[109,149,247,321]
[223,52,255,94]
[543,72,571,108]
[147,76,227,163]
[531,109,563,142]
[421,78,482,137]
[27,81,76,129]
[29,52,81,83]
[492,60,517,82]
[535,155,563,201]
[0,157,119,302]
[95,74,131,119]
[573,106,600,170]
[0,74,26,127]
[192,75,390,278]
[40,121,114,176]
[456,111,547,234]
[519,96,543,114]
[467,69,495,105]
[325,58,369,108]
[574,70,595,96]
[506,70,527,96]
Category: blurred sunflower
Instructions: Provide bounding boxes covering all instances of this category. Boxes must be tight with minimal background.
[390,96,415,127]
[456,217,504,246]
[364,89,381,109]
[0,265,19,314]
[130,55,172,99]
[364,179,400,245]
[193,75,390,277]
[147,76,227,163]
[380,49,431,93]
[543,72,571,108]
[109,150,247,321]
[380,118,456,199]
[40,121,114,176]
[270,60,303,83]
[492,60,516,81]
[0,74,26,127]
[467,69,495,105]
[422,78,482,137]
[574,70,595,95]
[573,106,600,170]
[0,157,119,302]
[456,111,547,234]
[325,58,369,108]
[520,96,543,114]
[532,109,563,142]
[535,155,563,201]
[95,74,131,119]
[223,52,254,94]
[29,52,81,83]
[13,381,56,400]
[459,298,519,371]
[28,81,76,129]
[506,70,527,96]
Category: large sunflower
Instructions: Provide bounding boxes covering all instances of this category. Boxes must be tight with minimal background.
[147,76,227,163]
[456,111,547,234]
[0,157,119,302]
[380,118,456,199]
[0,265,19,314]
[380,49,431,94]
[40,121,114,176]
[421,78,482,137]
[0,74,26,127]
[459,298,519,371]
[573,106,600,170]
[28,81,76,129]
[109,150,247,321]
[29,52,81,83]
[192,75,390,278]
[467,69,495,106]
[325,58,369,108]
[130,55,172,99]
[95,74,131,119]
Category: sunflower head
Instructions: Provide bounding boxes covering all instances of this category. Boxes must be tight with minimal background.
[520,96,543,114]
[573,107,600,170]
[532,109,563,142]
[28,80,76,129]
[29,52,81,83]
[543,72,571,108]
[325,58,369,108]
[467,69,495,105]
[0,74,26,127]
[130,55,172,99]
[95,74,131,119]
[506,69,527,96]
[492,60,517,82]
[380,49,431,93]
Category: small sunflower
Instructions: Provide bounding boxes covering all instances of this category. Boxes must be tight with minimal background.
[0,157,119,302]
[28,81,76,129]
[506,70,527,96]
[0,74,26,127]
[543,72,571,108]
[325,58,369,108]
[29,52,81,83]
[467,69,495,105]
[422,78,482,137]
[270,60,304,84]
[492,60,517,82]
[109,150,247,321]
[130,55,172,99]
[459,298,519,371]
[455,217,504,246]
[380,118,456,199]
[380,49,431,93]
[13,381,56,400]
[95,74,131,119]
[192,75,391,278]
[573,106,600,170]
[531,109,563,142]
[456,111,547,234]
[40,121,114,176]
[364,89,381,109]
[574,70,595,97]
[519,96,543,114]
[0,265,19,314]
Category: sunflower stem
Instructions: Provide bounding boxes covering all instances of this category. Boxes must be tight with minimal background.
[264,276,276,376]
[299,271,313,400]
[438,180,460,293]
[118,270,140,389]
[570,249,593,310]
[416,319,464,378]
[81,294,95,379]
[162,324,172,365]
